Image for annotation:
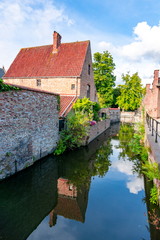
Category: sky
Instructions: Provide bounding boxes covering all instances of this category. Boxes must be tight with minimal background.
[1,0,160,85]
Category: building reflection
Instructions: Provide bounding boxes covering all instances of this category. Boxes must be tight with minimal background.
[0,124,120,240]
[49,177,89,226]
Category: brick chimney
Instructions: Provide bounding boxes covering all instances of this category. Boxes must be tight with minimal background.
[53,31,62,53]
[146,84,151,93]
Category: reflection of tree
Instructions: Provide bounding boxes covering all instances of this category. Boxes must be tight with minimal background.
[58,138,112,189]
[117,123,142,174]
[92,139,112,177]
[117,123,135,159]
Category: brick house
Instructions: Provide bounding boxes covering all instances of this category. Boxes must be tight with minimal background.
[3,31,97,118]
[143,70,160,118]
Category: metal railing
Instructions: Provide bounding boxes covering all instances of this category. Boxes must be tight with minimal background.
[146,113,160,143]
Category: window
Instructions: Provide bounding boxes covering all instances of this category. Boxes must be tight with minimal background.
[88,64,91,75]
[71,84,75,90]
[87,84,90,99]
[36,79,41,86]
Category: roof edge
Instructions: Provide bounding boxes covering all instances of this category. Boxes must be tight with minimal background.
[3,76,81,79]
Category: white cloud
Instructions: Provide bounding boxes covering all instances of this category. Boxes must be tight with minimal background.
[127,176,144,194]
[0,0,160,86]
[112,158,144,194]
[112,158,134,176]
[96,22,160,85]
[0,0,74,69]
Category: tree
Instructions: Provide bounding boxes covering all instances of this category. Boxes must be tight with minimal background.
[93,51,116,108]
[111,87,121,108]
[116,72,143,111]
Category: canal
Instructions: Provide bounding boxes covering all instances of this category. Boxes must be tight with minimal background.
[0,123,160,240]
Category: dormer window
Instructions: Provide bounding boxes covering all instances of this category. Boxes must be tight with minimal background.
[36,79,41,86]
[88,64,91,75]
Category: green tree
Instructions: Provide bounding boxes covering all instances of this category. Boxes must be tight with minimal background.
[116,72,143,111]
[93,51,116,107]
[111,87,121,108]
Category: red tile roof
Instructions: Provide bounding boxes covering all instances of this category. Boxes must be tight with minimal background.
[4,41,89,78]
[59,95,77,117]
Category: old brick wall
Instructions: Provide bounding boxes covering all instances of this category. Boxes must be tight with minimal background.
[4,77,81,96]
[100,108,120,123]
[0,89,59,180]
[80,42,98,102]
[143,70,160,118]
[83,119,110,145]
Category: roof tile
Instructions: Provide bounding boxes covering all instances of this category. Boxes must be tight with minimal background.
[4,41,89,78]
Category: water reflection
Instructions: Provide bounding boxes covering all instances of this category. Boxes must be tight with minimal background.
[0,123,119,240]
[1,123,159,240]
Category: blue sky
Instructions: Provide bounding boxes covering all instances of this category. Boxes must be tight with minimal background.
[1,0,160,84]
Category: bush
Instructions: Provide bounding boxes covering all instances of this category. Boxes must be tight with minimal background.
[0,79,20,92]
[73,97,101,121]
[54,111,90,155]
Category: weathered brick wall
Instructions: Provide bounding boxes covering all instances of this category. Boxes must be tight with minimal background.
[143,70,160,118]
[84,119,110,145]
[4,77,81,96]
[100,108,120,123]
[0,89,59,180]
[120,111,141,123]
[80,42,98,102]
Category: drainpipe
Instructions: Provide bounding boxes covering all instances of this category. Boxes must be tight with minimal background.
[76,77,78,97]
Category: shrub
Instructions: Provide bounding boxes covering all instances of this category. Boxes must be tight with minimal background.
[0,79,20,92]
[54,111,90,155]
[73,97,101,121]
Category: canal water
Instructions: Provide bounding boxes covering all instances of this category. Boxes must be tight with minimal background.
[0,123,160,240]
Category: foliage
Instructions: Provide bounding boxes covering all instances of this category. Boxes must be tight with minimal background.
[59,138,113,188]
[0,78,20,92]
[116,72,144,111]
[150,185,159,205]
[111,87,121,108]
[93,51,116,108]
[142,162,160,181]
[73,97,101,121]
[92,140,112,177]
[54,111,90,155]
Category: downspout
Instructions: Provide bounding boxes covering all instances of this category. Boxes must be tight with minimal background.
[76,77,78,97]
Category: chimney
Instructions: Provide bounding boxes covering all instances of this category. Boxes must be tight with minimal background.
[53,31,62,53]
[146,84,151,93]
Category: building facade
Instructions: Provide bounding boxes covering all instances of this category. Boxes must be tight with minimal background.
[3,32,97,117]
[143,70,160,118]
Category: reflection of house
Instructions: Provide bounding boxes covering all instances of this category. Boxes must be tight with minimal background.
[49,178,89,225]
[143,70,160,118]
[3,31,97,117]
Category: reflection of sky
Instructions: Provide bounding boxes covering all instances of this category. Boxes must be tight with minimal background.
[27,138,149,240]
[110,139,144,194]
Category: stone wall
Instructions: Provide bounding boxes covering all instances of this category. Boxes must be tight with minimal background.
[84,119,110,145]
[0,89,59,180]
[100,108,120,123]
[120,111,141,123]
[80,42,98,102]
[143,70,160,118]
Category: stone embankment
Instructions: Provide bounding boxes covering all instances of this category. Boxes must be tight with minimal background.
[0,88,59,180]
[120,111,141,123]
